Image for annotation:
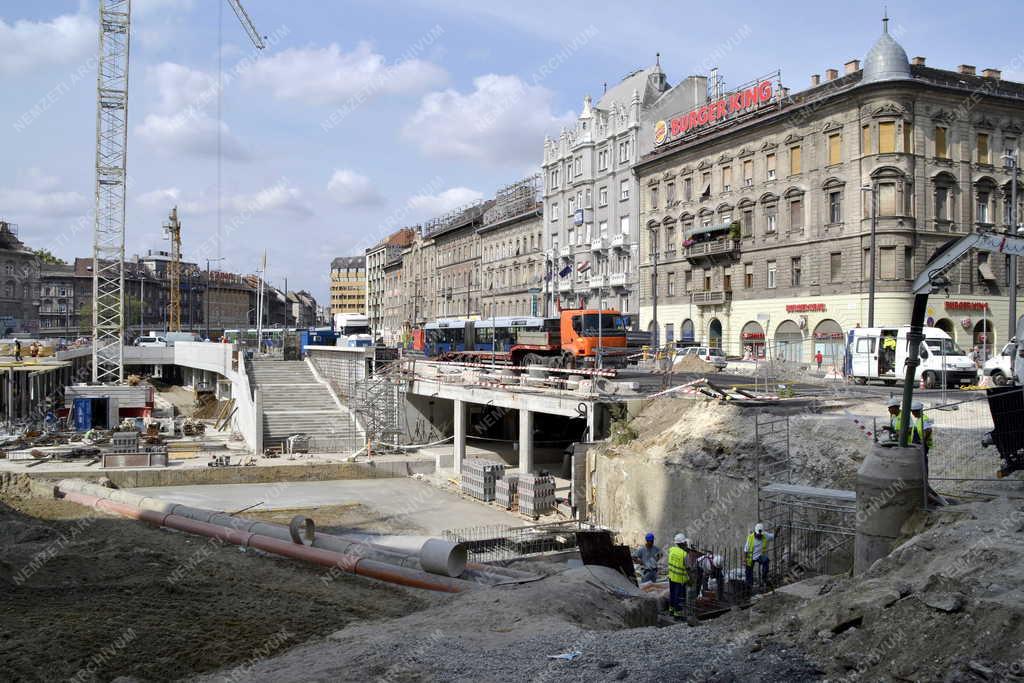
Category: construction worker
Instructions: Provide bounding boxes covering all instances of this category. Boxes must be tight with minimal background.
[882,397,901,441]
[667,533,689,617]
[892,401,934,455]
[697,553,724,595]
[744,523,774,590]
[632,532,662,584]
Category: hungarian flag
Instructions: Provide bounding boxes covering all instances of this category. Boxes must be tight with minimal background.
[558,264,572,278]
[577,260,591,273]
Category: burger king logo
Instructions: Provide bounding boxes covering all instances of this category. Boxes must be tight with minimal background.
[654,120,667,145]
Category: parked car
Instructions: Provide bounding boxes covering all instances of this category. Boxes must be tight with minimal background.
[135,336,168,348]
[675,345,728,371]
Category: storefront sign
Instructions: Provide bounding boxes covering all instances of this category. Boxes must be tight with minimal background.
[742,332,765,340]
[655,77,775,145]
[786,303,826,313]
[813,332,844,340]
[945,301,988,311]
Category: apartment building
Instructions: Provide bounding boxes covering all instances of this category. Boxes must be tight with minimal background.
[478,175,544,318]
[329,256,366,317]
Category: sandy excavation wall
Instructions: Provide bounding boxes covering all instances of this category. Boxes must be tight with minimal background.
[587,398,872,549]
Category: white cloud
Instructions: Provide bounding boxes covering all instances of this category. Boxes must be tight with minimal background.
[135,63,250,160]
[172,183,312,218]
[0,13,95,75]
[404,74,573,165]
[326,169,382,206]
[408,187,484,217]
[136,187,182,207]
[0,185,87,219]
[240,41,448,105]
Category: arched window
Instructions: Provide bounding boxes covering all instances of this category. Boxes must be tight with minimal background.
[870,167,912,218]
[759,192,779,234]
[932,171,958,226]
[783,187,805,232]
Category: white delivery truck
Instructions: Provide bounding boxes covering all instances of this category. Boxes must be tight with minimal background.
[847,325,977,388]
[982,342,1016,386]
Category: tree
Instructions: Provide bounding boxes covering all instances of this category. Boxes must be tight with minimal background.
[77,296,143,336]
[33,249,66,265]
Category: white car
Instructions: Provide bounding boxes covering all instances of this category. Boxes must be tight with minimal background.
[135,336,168,348]
[676,345,728,371]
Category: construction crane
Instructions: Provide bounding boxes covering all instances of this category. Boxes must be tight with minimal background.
[90,0,265,382]
[164,207,182,332]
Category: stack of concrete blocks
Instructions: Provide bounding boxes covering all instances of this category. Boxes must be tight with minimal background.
[518,473,555,517]
[111,431,140,453]
[460,459,507,502]
[496,473,519,509]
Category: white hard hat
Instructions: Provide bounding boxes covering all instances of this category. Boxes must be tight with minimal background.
[911,401,924,411]
[673,533,686,545]
[754,523,765,534]
[887,397,901,408]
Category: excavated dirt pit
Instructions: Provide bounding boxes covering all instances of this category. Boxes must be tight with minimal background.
[0,485,429,682]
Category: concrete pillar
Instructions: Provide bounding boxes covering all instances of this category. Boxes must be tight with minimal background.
[453,398,465,474]
[519,408,534,474]
[854,444,925,574]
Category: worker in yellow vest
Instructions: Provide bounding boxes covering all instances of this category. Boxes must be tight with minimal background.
[667,533,689,617]
[744,523,774,591]
[892,401,934,455]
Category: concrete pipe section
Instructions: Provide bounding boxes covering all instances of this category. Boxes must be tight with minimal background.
[854,445,925,574]
[56,479,468,578]
[58,488,469,593]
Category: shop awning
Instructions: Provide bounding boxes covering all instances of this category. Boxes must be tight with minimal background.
[687,222,733,239]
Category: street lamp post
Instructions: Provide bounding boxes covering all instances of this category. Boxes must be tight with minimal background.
[1004,149,1020,341]
[861,184,878,327]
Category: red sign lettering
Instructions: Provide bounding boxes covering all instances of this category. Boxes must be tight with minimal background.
[655,80,774,145]
[944,301,988,311]
[786,303,826,313]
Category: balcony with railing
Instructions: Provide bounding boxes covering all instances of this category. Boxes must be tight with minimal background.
[589,274,608,289]
[559,244,572,259]
[610,233,630,250]
[684,238,739,262]
[690,290,731,306]
[558,278,573,292]
[609,272,627,288]
[590,236,607,252]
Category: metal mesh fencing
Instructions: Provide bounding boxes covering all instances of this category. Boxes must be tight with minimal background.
[443,522,585,563]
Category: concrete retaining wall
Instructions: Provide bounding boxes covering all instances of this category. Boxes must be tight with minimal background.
[22,458,435,489]
[588,450,758,549]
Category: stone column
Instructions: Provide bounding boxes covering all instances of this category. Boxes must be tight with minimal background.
[519,408,534,474]
[453,398,465,474]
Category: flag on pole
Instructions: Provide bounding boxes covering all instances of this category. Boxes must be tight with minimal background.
[558,264,572,278]
[577,260,591,273]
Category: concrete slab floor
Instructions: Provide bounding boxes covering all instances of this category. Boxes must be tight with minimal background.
[128,478,528,535]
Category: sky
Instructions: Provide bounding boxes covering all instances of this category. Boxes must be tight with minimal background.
[3,0,1024,305]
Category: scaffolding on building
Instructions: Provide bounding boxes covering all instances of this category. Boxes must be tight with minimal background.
[423,200,487,237]
[483,174,542,226]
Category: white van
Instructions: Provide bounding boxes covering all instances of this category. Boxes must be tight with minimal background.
[847,326,977,388]
[982,342,1017,386]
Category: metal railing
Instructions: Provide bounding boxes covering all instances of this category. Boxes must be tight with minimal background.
[684,239,738,260]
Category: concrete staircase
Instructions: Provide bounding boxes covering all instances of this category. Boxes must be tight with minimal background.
[249,360,359,449]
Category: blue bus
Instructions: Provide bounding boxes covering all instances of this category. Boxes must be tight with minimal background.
[423,319,471,356]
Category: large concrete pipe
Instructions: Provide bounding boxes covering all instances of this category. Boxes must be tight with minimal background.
[854,445,925,574]
[57,479,467,577]
[59,489,469,593]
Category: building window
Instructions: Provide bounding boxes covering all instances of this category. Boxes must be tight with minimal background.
[620,216,630,234]
[667,272,675,296]
[599,220,608,236]
[791,257,802,286]
[935,126,948,159]
[574,156,582,176]
[766,260,777,289]
[666,183,676,205]
[934,185,953,222]
[977,191,991,223]
[789,146,801,175]
[878,121,896,154]
[744,263,753,288]
[765,206,778,233]
[827,133,841,165]
[585,188,592,207]
[789,197,803,231]
[741,209,753,237]
[830,252,842,283]
[904,246,914,279]
[878,182,898,216]
[567,227,575,247]
[598,148,609,170]
[598,186,608,206]
[620,179,630,201]
[684,176,693,200]
[903,122,913,153]
[766,152,776,180]
[880,246,897,279]
[619,140,631,163]
[722,166,732,192]
[743,159,753,187]
[977,133,990,164]
[723,272,731,290]
[700,172,711,197]
[551,202,559,222]
[580,224,589,245]
[703,271,712,291]
[550,168,559,189]
[824,190,840,224]
[650,186,658,209]
[568,196,575,215]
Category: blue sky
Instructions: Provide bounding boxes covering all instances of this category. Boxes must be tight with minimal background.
[3,0,1024,304]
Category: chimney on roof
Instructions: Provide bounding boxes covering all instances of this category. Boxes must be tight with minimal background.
[982,68,1002,79]
[844,59,860,74]
[811,74,821,86]
[958,64,976,76]
[912,56,926,66]
[825,68,838,81]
